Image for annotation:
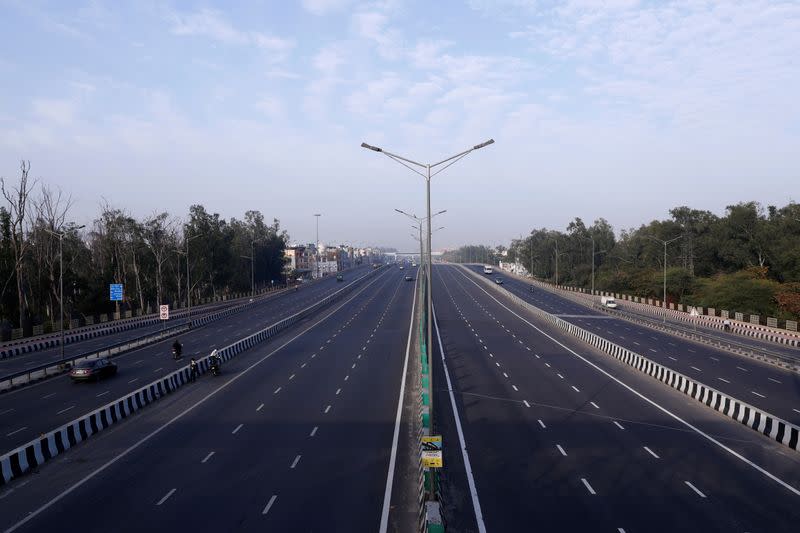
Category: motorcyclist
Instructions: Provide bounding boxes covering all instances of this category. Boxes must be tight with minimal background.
[172,339,183,359]
[209,352,221,375]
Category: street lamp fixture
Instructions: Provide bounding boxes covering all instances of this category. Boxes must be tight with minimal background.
[646,234,683,316]
[364,138,494,436]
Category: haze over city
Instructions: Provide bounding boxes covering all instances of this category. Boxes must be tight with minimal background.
[2,0,797,251]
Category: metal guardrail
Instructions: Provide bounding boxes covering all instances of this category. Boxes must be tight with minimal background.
[0,323,190,392]
[596,304,800,371]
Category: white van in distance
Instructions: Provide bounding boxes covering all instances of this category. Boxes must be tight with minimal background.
[483,265,493,274]
[600,296,618,309]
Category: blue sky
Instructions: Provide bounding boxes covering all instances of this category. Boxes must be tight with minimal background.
[1,0,798,251]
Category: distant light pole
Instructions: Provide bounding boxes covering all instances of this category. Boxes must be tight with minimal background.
[646,235,683,312]
[529,232,535,279]
[363,138,494,434]
[581,235,607,297]
[45,224,85,361]
[396,208,446,267]
[314,214,321,279]
[175,232,205,326]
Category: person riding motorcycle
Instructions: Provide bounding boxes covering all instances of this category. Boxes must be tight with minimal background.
[209,352,221,375]
[172,339,183,359]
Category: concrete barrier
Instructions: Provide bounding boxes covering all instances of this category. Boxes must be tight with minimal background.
[460,265,800,454]
[0,267,386,486]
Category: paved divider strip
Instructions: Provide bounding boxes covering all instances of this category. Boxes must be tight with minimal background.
[460,265,800,454]
[0,267,386,487]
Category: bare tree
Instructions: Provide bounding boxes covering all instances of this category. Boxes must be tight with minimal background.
[143,212,176,308]
[34,185,74,322]
[1,161,38,327]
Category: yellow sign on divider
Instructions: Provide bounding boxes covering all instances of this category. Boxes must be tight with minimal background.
[421,436,443,468]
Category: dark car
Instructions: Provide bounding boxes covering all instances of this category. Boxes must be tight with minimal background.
[405,275,414,281]
[336,274,344,282]
[70,358,118,382]
[495,277,504,285]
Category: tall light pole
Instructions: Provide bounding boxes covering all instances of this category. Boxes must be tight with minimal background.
[363,138,494,433]
[396,208,446,267]
[529,232,534,279]
[314,214,321,279]
[175,232,205,327]
[45,224,85,361]
[646,234,683,312]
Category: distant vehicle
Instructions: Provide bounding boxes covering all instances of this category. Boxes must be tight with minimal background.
[411,262,417,267]
[483,265,493,274]
[405,275,414,281]
[601,296,618,309]
[495,277,503,285]
[336,274,343,282]
[399,265,404,270]
[70,358,118,382]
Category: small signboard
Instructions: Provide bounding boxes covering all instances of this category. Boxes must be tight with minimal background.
[689,307,700,317]
[421,435,443,468]
[159,305,169,320]
[110,283,124,301]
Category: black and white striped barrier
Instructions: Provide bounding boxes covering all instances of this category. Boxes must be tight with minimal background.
[461,266,800,454]
[0,267,385,487]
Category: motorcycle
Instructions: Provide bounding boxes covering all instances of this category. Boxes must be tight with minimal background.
[172,347,182,360]
[210,358,221,376]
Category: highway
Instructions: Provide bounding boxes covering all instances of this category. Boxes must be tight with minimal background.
[467,265,800,425]
[432,264,800,532]
[0,266,373,454]
[0,264,415,533]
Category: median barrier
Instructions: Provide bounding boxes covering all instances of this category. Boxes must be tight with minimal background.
[0,266,386,486]
[460,265,800,454]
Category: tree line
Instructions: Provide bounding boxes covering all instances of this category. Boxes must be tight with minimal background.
[443,202,800,320]
[0,162,288,334]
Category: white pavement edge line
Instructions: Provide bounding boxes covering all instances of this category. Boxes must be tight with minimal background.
[432,300,487,533]
[378,270,417,533]
[0,267,384,482]
[452,264,800,499]
[2,268,392,533]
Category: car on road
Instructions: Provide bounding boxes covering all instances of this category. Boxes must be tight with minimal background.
[405,275,414,281]
[336,274,343,282]
[494,277,504,285]
[70,357,118,382]
[399,265,404,270]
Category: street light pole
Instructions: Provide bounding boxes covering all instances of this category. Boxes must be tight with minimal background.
[363,138,494,435]
[45,224,85,361]
[646,234,683,316]
[314,214,321,279]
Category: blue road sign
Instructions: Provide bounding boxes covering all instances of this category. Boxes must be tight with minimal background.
[110,283,124,301]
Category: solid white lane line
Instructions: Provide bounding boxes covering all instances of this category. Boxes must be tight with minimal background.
[538,419,546,428]
[431,302,486,533]
[201,451,215,464]
[452,267,800,498]
[613,421,625,430]
[5,427,27,437]
[581,478,596,495]
[310,426,318,437]
[644,446,660,459]
[523,401,530,407]
[324,405,331,413]
[571,386,580,392]
[769,378,782,384]
[751,391,766,398]
[290,455,301,469]
[232,424,243,434]
[96,391,110,397]
[274,387,281,394]
[718,377,731,384]
[156,488,177,506]
[556,445,567,456]
[378,276,417,533]
[56,406,75,415]
[262,495,278,515]
[685,481,707,498]
[41,393,56,400]
[590,402,599,409]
